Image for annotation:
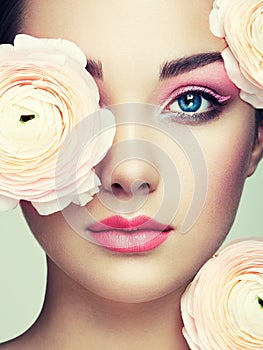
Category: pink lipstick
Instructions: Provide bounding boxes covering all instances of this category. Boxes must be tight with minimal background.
[87,215,174,253]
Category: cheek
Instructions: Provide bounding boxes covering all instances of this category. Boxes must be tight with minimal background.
[199,114,255,233]
[172,112,256,282]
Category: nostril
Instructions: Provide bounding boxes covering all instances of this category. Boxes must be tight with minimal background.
[112,183,122,189]
[137,182,150,194]
[110,181,150,197]
[133,181,151,195]
[111,183,124,197]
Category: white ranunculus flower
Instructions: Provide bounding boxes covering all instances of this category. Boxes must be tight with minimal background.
[209,0,263,108]
[181,239,263,350]
[0,34,115,215]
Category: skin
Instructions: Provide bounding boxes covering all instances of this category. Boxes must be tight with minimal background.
[2,0,263,349]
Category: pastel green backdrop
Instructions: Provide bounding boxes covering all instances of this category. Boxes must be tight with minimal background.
[0,161,263,342]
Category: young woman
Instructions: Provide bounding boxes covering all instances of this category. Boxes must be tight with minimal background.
[0,0,263,349]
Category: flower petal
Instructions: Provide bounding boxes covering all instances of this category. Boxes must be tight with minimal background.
[0,34,115,215]
[209,0,263,108]
[181,239,263,349]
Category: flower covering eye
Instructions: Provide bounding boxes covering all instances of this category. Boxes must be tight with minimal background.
[0,34,115,215]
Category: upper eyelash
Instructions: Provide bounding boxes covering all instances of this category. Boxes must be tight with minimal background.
[157,86,232,125]
[161,86,231,111]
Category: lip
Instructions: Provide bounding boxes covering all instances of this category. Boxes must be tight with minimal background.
[86,215,174,253]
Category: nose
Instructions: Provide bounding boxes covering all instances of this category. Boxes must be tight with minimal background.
[94,103,163,202]
[98,158,160,199]
[95,138,160,200]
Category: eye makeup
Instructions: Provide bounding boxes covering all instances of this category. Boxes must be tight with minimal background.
[170,86,231,105]
[160,85,231,124]
[154,61,239,105]
[154,61,238,125]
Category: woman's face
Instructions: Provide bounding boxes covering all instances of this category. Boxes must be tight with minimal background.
[20,0,261,302]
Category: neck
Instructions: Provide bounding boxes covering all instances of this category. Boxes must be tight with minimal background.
[26,258,190,350]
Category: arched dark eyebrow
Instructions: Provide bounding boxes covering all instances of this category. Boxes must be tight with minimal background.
[85,59,103,79]
[159,52,222,80]
[85,52,222,81]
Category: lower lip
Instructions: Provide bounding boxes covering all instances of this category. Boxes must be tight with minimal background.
[88,229,174,253]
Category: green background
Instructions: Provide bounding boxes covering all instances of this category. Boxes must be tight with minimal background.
[0,162,263,342]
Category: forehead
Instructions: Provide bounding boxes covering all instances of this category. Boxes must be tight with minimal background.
[23,0,224,55]
[22,0,225,101]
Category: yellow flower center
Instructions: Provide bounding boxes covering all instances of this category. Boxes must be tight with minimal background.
[258,296,263,309]
[19,114,36,123]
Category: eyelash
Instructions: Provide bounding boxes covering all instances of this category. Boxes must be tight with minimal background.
[160,86,231,125]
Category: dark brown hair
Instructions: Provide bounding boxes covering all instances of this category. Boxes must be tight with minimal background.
[0,0,24,44]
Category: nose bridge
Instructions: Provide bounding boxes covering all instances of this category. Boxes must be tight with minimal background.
[105,103,163,155]
[97,128,161,196]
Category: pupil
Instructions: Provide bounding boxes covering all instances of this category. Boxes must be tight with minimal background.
[258,297,263,308]
[178,93,202,113]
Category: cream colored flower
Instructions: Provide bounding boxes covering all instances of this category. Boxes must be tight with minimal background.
[181,239,263,349]
[210,0,263,108]
[0,34,115,215]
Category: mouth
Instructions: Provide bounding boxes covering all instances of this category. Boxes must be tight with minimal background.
[86,215,175,253]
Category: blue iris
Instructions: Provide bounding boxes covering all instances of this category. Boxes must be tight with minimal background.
[178,93,202,113]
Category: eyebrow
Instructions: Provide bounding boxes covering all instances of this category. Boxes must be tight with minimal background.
[85,52,222,81]
[159,52,222,80]
[85,59,103,79]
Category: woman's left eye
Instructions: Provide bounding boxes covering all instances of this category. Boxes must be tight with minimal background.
[169,93,211,114]
[160,87,231,124]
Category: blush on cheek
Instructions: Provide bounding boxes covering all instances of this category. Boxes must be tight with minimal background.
[200,101,256,220]
[206,133,254,228]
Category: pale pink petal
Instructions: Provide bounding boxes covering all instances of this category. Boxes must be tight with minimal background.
[0,195,19,211]
[32,196,71,215]
[221,48,259,94]
[240,91,263,109]
[209,0,263,108]
[14,34,87,67]
[209,7,225,37]
[0,34,116,215]
[181,239,263,349]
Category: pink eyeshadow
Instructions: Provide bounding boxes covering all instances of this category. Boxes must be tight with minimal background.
[154,61,239,105]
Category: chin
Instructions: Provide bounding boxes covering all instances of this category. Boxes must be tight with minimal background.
[89,283,180,304]
[76,261,189,304]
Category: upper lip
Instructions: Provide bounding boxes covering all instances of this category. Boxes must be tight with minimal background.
[87,215,174,232]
